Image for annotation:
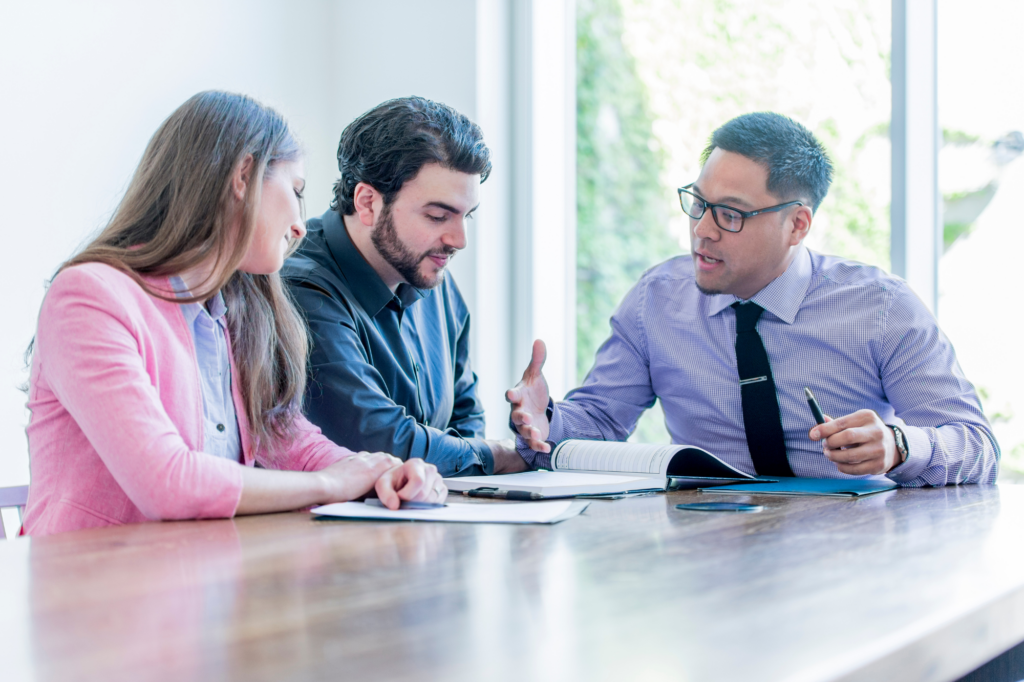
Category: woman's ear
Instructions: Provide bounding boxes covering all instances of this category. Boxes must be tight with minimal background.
[231,155,255,201]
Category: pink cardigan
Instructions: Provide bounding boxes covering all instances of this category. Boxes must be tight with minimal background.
[23,263,355,536]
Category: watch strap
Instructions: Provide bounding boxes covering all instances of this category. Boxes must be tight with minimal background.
[887,424,909,464]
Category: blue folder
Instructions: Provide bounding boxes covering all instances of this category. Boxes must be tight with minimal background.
[698,477,897,497]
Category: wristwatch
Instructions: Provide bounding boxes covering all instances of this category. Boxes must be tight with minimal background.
[887,424,909,466]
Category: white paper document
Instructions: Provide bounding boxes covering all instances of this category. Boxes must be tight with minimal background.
[444,471,662,496]
[311,500,588,524]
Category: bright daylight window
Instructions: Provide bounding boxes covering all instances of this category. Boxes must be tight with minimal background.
[937,1,1024,482]
[577,0,891,443]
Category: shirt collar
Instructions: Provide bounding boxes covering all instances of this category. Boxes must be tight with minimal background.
[319,208,429,316]
[704,245,812,325]
[170,276,228,327]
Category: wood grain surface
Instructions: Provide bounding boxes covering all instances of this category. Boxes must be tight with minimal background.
[2,486,1023,682]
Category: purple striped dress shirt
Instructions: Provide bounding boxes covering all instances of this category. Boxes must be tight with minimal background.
[519,247,999,487]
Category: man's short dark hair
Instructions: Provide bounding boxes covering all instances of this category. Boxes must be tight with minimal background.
[331,96,492,215]
[700,112,833,211]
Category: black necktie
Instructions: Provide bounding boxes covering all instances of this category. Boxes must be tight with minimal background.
[732,302,793,477]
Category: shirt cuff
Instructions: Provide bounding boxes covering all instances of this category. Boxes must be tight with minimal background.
[547,400,564,442]
[885,424,931,484]
[465,437,495,475]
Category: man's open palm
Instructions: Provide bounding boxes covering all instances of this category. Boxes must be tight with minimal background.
[506,340,552,453]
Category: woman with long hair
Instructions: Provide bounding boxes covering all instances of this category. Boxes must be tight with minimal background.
[22,91,446,535]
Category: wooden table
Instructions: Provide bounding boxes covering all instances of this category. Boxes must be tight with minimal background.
[2,486,1024,682]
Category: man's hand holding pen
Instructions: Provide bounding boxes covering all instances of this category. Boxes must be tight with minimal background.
[809,410,902,476]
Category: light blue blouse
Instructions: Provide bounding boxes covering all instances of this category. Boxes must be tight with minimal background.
[172,277,242,462]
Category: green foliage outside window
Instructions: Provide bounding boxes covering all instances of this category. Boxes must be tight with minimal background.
[577,0,1022,477]
[577,0,678,442]
[577,0,677,380]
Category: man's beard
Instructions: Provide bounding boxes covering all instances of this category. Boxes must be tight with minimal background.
[696,282,723,296]
[371,203,456,290]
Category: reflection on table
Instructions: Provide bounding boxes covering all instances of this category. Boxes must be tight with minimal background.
[2,486,1023,682]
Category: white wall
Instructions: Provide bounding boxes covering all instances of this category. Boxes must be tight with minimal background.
[0,0,542,487]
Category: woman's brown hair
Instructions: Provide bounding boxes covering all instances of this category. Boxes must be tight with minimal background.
[58,90,308,458]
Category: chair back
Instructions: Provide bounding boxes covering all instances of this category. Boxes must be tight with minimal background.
[0,485,29,539]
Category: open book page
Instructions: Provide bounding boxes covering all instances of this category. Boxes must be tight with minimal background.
[552,440,682,477]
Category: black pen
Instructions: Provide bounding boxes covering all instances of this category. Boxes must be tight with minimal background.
[804,387,826,425]
[463,488,545,501]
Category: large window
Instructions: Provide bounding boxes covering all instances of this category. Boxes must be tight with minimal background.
[937,1,1024,481]
[577,0,892,442]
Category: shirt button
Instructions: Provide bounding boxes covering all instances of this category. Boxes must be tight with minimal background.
[216,423,226,432]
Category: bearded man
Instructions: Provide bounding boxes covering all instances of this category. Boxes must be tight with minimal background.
[283,97,528,477]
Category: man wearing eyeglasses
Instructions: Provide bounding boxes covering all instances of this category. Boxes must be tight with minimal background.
[506,112,998,486]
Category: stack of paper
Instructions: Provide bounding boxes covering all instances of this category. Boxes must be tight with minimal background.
[444,471,662,497]
[311,500,589,524]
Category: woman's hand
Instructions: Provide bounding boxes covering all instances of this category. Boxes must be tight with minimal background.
[237,452,446,516]
[315,451,402,503]
[374,459,448,510]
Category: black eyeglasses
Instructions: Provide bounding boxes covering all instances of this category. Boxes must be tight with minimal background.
[677,184,803,233]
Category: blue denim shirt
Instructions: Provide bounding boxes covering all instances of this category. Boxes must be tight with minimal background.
[281,209,492,477]
[172,277,242,463]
